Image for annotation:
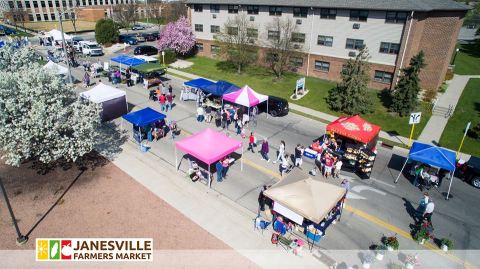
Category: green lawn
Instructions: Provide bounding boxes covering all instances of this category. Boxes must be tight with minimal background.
[453,43,480,75]
[180,56,431,139]
[439,79,480,156]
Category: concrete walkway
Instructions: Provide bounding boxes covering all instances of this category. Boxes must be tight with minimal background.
[168,68,411,146]
[418,75,478,145]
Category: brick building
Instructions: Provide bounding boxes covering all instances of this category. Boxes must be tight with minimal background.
[186,0,469,90]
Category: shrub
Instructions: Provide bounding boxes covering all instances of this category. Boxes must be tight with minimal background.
[413,227,430,242]
[95,19,119,45]
[382,235,399,250]
[441,238,454,249]
[467,122,480,139]
[445,69,454,81]
[159,48,176,64]
[422,88,437,102]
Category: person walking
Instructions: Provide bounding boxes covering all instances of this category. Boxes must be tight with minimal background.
[216,160,224,182]
[258,185,268,212]
[413,163,424,187]
[280,153,290,177]
[125,69,131,87]
[168,84,173,95]
[340,178,351,193]
[294,144,304,168]
[422,200,435,223]
[197,105,205,122]
[333,158,343,178]
[247,132,255,153]
[159,94,166,111]
[221,110,228,129]
[261,138,270,162]
[205,106,212,123]
[236,118,242,135]
[415,192,429,223]
[166,93,174,112]
[170,120,178,139]
[222,156,230,179]
[83,72,90,87]
[324,155,334,178]
[273,141,286,164]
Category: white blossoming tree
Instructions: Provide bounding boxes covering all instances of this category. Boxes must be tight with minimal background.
[0,47,102,167]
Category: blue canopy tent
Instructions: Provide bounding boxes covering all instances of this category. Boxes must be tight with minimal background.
[395,142,457,200]
[204,80,240,96]
[181,78,216,102]
[122,107,166,144]
[111,54,146,68]
[184,78,215,89]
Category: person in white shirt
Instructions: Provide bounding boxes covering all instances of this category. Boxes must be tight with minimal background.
[280,154,290,177]
[273,141,285,164]
[423,201,435,222]
[334,159,343,178]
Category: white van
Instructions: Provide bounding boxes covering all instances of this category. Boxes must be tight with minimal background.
[80,41,103,56]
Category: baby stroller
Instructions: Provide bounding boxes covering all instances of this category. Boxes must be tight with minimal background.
[149,90,158,101]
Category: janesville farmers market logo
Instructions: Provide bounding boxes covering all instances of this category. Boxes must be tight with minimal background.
[36,238,153,261]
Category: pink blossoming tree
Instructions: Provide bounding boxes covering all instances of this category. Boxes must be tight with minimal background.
[158,16,196,55]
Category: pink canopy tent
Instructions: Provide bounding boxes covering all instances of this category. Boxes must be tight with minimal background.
[222,85,268,108]
[174,128,243,187]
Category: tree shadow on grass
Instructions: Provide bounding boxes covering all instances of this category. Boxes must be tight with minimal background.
[460,43,480,58]
[377,88,393,110]
[474,102,480,114]
[215,61,237,73]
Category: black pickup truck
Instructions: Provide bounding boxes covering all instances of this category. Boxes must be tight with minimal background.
[456,156,480,188]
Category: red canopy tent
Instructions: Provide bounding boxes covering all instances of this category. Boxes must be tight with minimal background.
[326,115,381,145]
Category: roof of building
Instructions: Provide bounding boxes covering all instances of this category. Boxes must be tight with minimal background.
[185,0,469,12]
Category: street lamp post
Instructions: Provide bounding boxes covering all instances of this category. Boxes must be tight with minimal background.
[162,50,165,65]
[451,48,460,65]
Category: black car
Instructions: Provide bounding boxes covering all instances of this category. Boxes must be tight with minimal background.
[456,156,480,188]
[150,32,160,40]
[258,95,289,117]
[141,33,156,42]
[133,45,159,56]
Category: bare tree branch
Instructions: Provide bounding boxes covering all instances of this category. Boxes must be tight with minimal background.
[112,3,138,30]
[146,0,164,30]
[163,0,187,23]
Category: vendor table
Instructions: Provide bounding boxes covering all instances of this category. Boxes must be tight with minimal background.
[180,88,199,101]
[205,100,222,110]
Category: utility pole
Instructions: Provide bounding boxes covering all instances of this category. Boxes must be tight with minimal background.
[58,7,73,84]
[146,0,149,24]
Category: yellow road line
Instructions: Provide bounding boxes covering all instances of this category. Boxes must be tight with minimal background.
[178,127,476,268]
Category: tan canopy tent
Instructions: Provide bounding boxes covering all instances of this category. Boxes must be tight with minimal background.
[264,169,346,224]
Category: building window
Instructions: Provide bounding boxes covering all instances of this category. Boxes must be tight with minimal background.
[211,44,220,54]
[320,8,336,19]
[291,32,305,43]
[350,10,368,22]
[228,5,238,14]
[210,25,220,33]
[193,4,202,12]
[315,61,330,72]
[48,1,53,7]
[64,13,69,19]
[268,30,280,40]
[317,35,333,47]
[293,7,308,18]
[210,4,219,13]
[269,6,282,16]
[247,5,259,15]
[41,1,46,7]
[290,57,303,67]
[227,26,238,35]
[194,24,203,32]
[28,14,34,21]
[16,1,22,8]
[26,1,31,8]
[379,42,400,54]
[33,1,38,7]
[374,71,393,84]
[247,28,258,38]
[385,11,408,23]
[36,14,41,20]
[69,0,73,6]
[196,43,204,51]
[8,1,14,8]
[44,14,49,20]
[51,13,55,20]
[346,38,364,50]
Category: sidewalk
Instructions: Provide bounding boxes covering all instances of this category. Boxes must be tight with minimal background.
[418,75,478,145]
[168,68,411,146]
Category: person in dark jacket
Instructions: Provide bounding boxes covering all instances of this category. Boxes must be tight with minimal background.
[258,185,268,211]
[261,138,270,162]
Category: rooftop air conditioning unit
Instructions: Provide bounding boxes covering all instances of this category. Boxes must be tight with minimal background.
[353,23,360,29]
[296,19,302,25]
[348,51,356,57]
[250,16,254,21]
[293,44,300,49]
[212,14,217,19]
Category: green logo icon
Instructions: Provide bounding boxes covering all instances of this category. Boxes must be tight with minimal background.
[49,240,60,260]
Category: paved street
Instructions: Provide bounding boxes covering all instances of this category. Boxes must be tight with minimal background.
[31,33,480,268]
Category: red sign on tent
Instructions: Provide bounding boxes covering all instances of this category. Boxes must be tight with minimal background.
[326,115,381,144]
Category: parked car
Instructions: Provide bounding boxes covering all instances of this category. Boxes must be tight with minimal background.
[131,24,145,30]
[456,156,480,188]
[258,95,289,117]
[71,36,84,52]
[134,34,146,42]
[79,41,103,56]
[119,35,138,45]
[150,32,160,40]
[141,33,156,42]
[134,45,158,56]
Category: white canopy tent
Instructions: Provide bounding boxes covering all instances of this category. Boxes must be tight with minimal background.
[80,83,128,121]
[43,61,68,75]
[48,29,72,41]
[134,55,159,63]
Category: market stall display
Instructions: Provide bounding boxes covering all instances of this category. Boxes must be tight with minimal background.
[43,60,68,75]
[131,63,166,88]
[323,115,381,179]
[222,85,268,116]
[264,169,346,249]
[182,78,215,101]
[80,83,128,121]
[395,142,456,199]
[111,54,146,74]
[122,107,167,144]
[175,128,243,188]
[203,80,240,97]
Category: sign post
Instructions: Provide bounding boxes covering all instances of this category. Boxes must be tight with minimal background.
[456,121,471,157]
[408,112,422,147]
[161,51,165,66]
